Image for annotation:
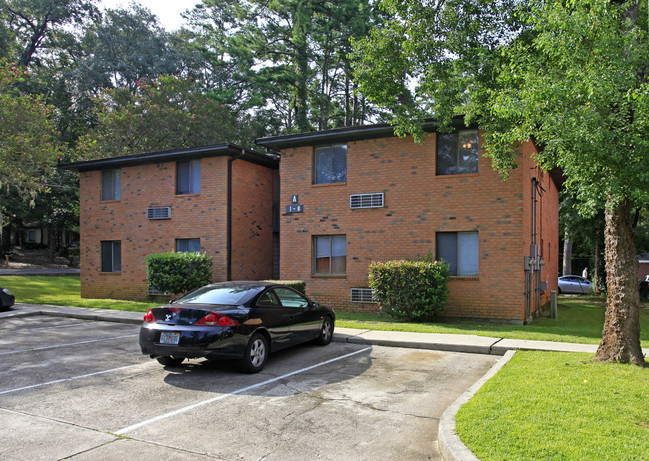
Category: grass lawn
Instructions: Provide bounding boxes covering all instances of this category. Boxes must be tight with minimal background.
[0,275,159,312]
[456,350,649,460]
[337,296,649,348]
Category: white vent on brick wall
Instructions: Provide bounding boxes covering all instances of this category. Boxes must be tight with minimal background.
[350,193,384,209]
[351,288,377,303]
[148,286,170,296]
[147,206,171,220]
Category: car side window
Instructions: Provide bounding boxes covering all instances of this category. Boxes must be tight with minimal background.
[274,287,309,308]
[256,290,281,307]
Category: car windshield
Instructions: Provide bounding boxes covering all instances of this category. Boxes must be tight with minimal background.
[175,286,254,305]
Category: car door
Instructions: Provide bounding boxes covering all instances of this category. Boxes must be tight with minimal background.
[250,289,294,348]
[274,287,321,344]
[564,276,579,294]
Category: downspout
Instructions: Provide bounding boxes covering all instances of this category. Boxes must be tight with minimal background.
[227,150,246,281]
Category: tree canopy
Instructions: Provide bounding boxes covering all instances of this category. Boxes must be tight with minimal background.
[353,0,649,365]
[0,61,61,199]
[76,75,243,159]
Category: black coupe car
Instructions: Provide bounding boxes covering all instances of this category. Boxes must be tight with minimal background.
[139,281,335,372]
[1,287,15,310]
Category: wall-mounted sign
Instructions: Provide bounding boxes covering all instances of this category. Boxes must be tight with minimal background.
[286,205,304,213]
[291,195,299,203]
[286,204,304,214]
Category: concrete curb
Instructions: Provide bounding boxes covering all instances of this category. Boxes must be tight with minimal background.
[2,303,143,325]
[333,327,504,355]
[438,350,517,461]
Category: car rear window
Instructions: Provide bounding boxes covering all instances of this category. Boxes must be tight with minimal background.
[175,286,253,305]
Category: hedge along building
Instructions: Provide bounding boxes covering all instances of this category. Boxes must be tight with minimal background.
[256,118,562,324]
[60,144,279,301]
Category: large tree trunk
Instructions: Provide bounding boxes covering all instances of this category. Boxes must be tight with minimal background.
[594,197,645,366]
[292,4,310,133]
[593,239,601,295]
[0,216,11,254]
[562,229,572,276]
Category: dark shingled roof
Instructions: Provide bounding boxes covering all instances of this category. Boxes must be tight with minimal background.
[59,143,279,172]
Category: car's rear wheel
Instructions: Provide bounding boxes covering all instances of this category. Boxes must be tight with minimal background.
[156,355,185,366]
[240,333,268,373]
[314,316,334,346]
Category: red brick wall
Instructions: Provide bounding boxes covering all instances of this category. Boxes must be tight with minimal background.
[520,143,560,317]
[278,133,560,323]
[79,156,275,300]
[517,143,561,319]
[230,159,275,280]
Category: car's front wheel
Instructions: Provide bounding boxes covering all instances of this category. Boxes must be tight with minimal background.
[314,316,334,346]
[156,355,185,366]
[240,333,268,373]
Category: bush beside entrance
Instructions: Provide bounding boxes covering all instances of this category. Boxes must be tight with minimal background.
[368,259,449,321]
[145,252,213,296]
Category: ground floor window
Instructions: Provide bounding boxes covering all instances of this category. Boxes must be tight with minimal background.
[101,240,121,273]
[436,231,479,276]
[313,235,346,275]
[176,238,200,253]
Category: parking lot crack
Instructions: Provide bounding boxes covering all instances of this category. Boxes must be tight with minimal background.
[320,396,439,421]
[1,407,111,435]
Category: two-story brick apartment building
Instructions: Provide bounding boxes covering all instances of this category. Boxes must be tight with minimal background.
[256,119,560,323]
[61,144,279,300]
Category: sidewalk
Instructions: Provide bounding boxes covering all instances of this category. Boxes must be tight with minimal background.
[3,302,644,461]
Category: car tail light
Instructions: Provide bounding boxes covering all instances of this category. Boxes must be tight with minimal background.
[143,309,155,323]
[195,312,240,327]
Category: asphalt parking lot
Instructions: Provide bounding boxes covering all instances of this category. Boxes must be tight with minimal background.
[1,315,499,460]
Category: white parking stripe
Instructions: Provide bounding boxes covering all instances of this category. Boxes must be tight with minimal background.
[0,334,139,356]
[117,346,373,434]
[0,362,153,395]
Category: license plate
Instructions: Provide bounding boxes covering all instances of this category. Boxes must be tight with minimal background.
[159,332,180,345]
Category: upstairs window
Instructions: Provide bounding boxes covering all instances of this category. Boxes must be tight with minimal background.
[177,159,201,195]
[101,169,121,201]
[314,144,347,184]
[436,130,479,175]
[176,238,200,253]
[313,235,346,275]
[436,232,479,276]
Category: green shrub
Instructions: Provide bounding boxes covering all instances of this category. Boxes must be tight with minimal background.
[368,259,450,321]
[145,252,213,296]
[263,280,306,294]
